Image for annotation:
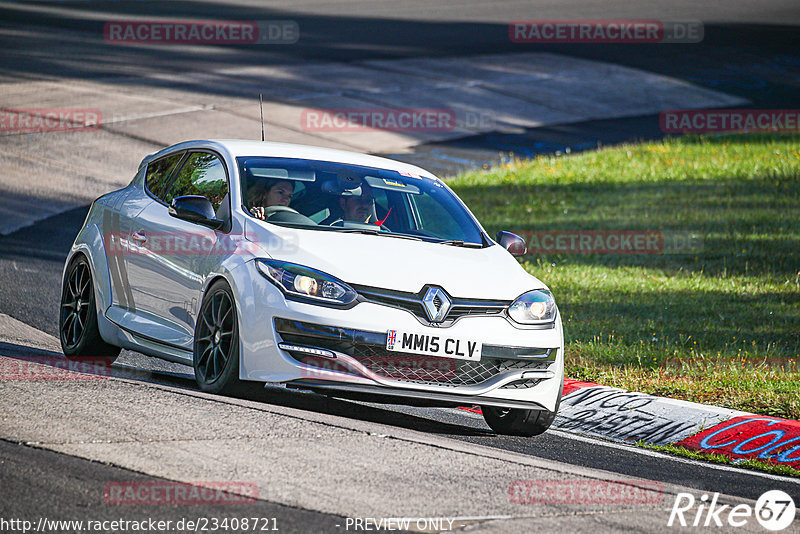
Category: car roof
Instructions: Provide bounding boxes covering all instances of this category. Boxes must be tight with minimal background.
[143,139,439,180]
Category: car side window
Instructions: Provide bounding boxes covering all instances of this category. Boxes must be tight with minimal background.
[145,153,183,202]
[164,152,229,217]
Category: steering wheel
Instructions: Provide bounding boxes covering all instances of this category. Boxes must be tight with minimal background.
[263,205,299,219]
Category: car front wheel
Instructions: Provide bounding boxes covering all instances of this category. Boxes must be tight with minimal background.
[481,406,558,436]
[481,379,563,436]
[193,279,241,395]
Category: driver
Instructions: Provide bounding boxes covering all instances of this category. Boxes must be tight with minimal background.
[340,183,375,223]
[247,179,294,220]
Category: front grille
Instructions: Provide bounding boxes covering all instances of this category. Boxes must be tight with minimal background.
[275,318,553,389]
[349,343,547,387]
[352,284,509,326]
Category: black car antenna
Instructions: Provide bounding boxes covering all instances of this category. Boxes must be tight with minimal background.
[259,93,265,141]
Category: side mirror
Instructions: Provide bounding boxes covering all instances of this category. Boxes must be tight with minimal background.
[169,195,224,229]
[496,231,527,257]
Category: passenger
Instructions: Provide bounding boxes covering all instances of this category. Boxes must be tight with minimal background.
[247,179,294,220]
[340,183,375,223]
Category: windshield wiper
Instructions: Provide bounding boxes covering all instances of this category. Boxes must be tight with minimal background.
[437,239,484,248]
[331,228,424,241]
[331,228,379,235]
[383,233,424,242]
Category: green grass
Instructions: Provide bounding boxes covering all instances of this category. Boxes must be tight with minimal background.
[642,443,800,478]
[450,134,800,419]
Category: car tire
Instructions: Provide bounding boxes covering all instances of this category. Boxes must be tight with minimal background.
[59,255,121,365]
[193,279,241,395]
[481,379,563,437]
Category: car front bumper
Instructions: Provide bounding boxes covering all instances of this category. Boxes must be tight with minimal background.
[237,269,565,412]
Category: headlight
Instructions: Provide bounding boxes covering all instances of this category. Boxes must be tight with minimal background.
[255,259,357,306]
[508,289,557,325]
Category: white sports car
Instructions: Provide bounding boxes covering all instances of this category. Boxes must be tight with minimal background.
[60,140,564,436]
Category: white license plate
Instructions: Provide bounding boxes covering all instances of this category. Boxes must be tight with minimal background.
[386,329,482,361]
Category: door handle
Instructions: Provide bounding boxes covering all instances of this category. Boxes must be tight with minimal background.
[131,231,147,244]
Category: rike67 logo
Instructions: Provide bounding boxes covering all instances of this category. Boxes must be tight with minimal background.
[668,490,796,531]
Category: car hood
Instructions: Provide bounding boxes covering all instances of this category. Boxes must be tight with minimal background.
[245,220,545,300]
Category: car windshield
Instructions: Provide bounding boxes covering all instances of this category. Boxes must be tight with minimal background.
[237,157,486,246]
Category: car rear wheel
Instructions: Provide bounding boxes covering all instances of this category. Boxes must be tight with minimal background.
[193,279,241,395]
[481,379,563,436]
[59,255,120,365]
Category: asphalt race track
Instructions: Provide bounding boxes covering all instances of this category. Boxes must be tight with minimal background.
[1,1,799,532]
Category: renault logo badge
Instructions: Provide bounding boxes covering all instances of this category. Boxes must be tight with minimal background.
[422,287,452,323]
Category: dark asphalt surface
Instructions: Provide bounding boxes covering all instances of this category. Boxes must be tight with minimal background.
[0,438,354,533]
[2,0,799,527]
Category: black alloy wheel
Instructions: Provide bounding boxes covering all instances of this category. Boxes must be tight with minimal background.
[194,280,241,394]
[59,255,120,365]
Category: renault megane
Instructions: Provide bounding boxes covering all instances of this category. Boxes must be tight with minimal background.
[59,140,564,436]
